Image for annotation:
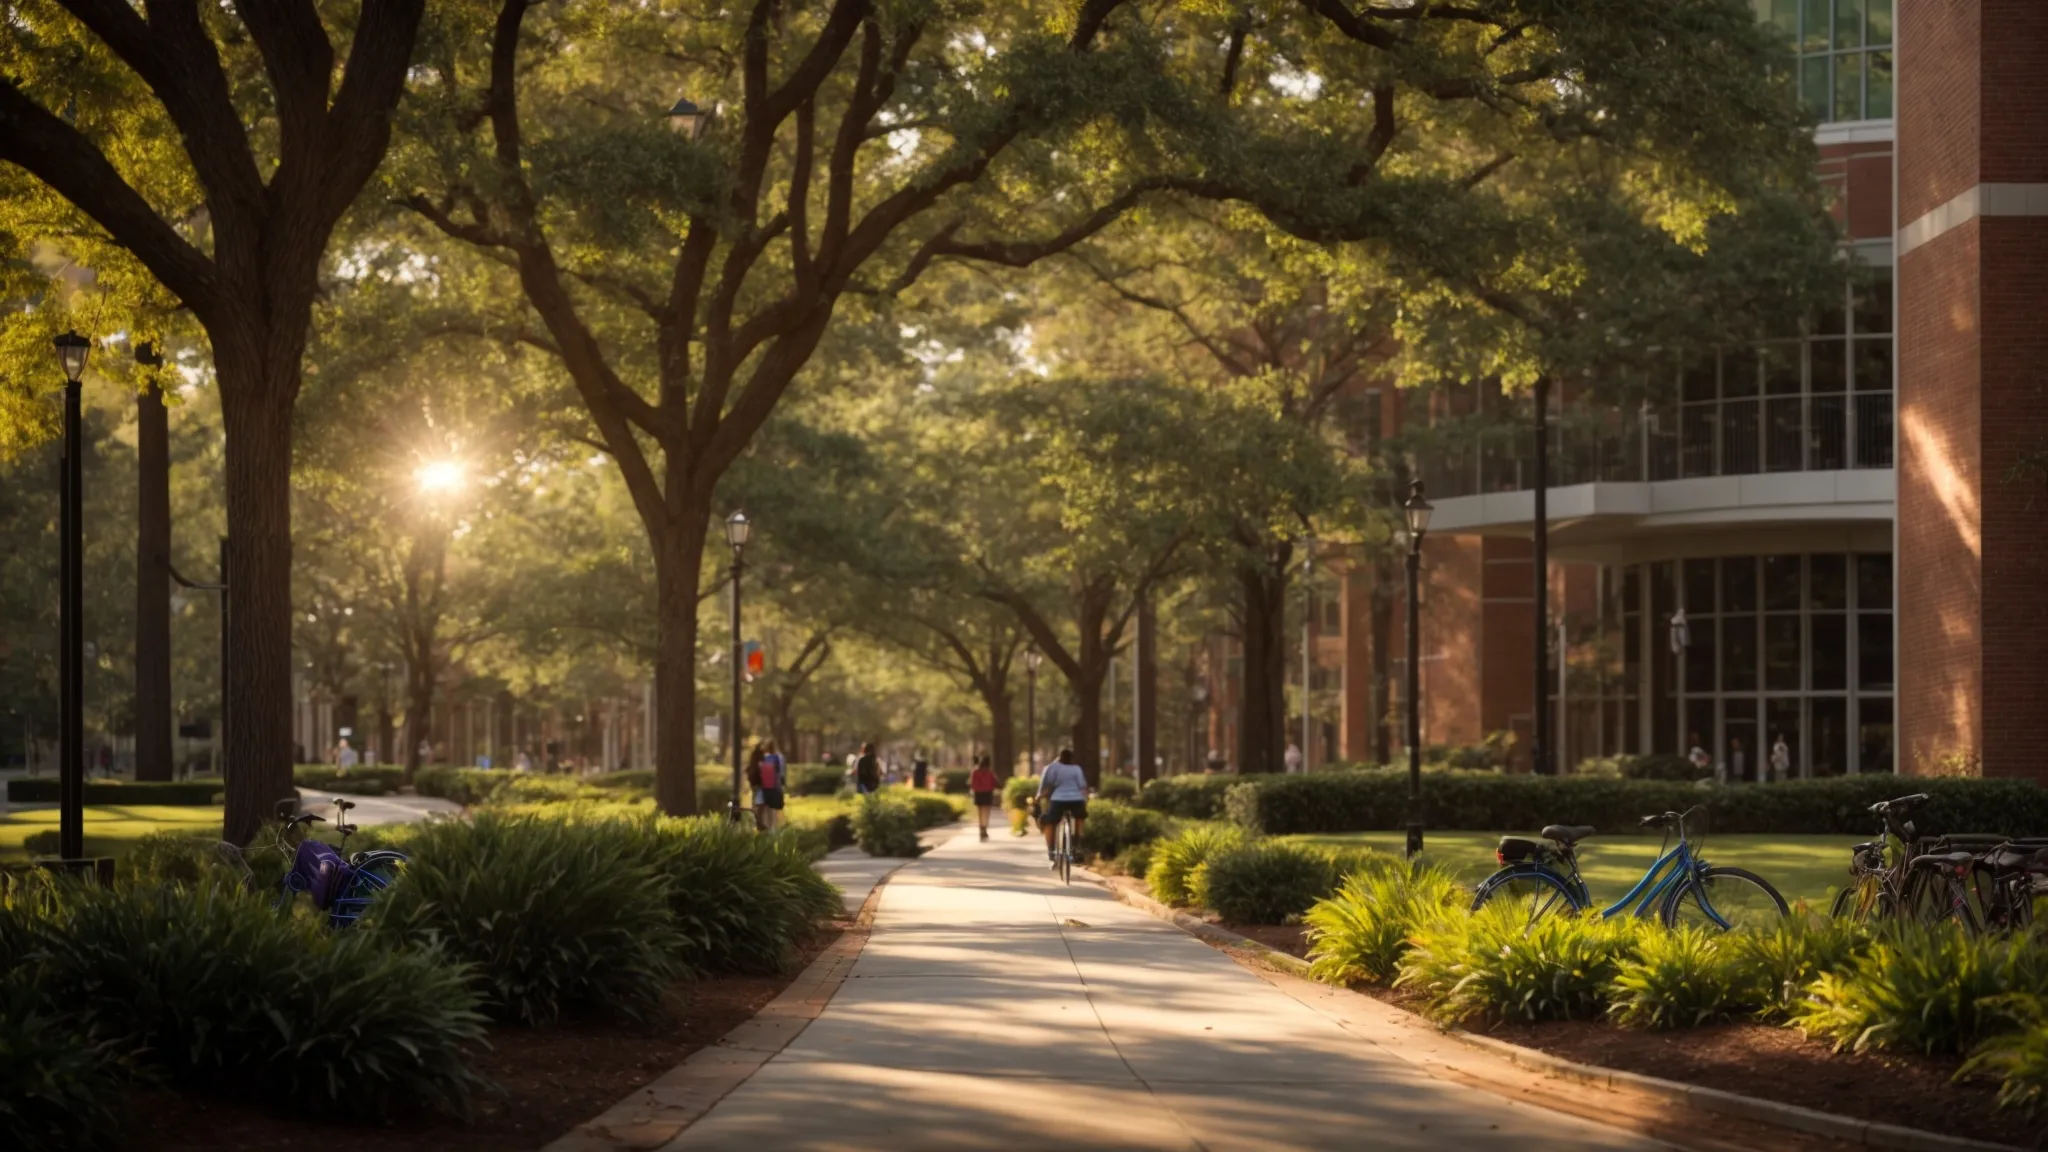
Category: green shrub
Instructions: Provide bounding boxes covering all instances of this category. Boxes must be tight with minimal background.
[1097,776,1138,802]
[1313,845,1393,885]
[1223,769,2048,837]
[1080,801,1167,860]
[1195,841,1337,924]
[1400,908,1635,1025]
[0,971,127,1152]
[293,765,406,795]
[1145,823,1247,905]
[616,816,839,974]
[1003,775,1039,811]
[1113,840,1158,879]
[906,792,959,830]
[1304,864,1462,986]
[6,779,222,805]
[24,881,485,1119]
[1965,993,2048,1114]
[1724,913,1872,1020]
[117,832,231,887]
[22,830,60,856]
[853,793,924,857]
[586,768,654,792]
[790,764,847,796]
[935,768,973,794]
[1794,922,2048,1055]
[1608,925,1746,1030]
[371,813,686,1025]
[1136,774,1277,820]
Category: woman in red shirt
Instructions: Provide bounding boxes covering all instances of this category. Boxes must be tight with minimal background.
[969,754,999,841]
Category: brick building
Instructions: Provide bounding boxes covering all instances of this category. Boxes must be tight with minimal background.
[1211,1,2047,784]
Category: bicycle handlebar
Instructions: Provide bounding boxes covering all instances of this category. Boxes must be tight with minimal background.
[1868,793,1930,815]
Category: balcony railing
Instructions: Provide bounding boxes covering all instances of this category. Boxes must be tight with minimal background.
[1419,393,1894,501]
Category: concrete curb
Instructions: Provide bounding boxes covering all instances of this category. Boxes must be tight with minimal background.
[543,860,904,1152]
[1096,874,2019,1152]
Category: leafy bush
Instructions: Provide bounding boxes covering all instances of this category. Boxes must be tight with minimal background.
[790,764,847,796]
[616,816,840,974]
[117,832,231,887]
[1724,913,1872,1020]
[1113,840,1159,879]
[1794,922,2048,1055]
[1304,864,1462,986]
[1136,773,1277,820]
[1400,908,1635,1025]
[1145,823,1247,905]
[1097,776,1138,802]
[784,805,854,855]
[1080,801,1167,860]
[1222,770,2048,837]
[906,792,960,829]
[0,971,127,1152]
[24,881,485,1118]
[294,765,405,794]
[1314,844,1392,884]
[853,793,924,857]
[1003,775,1039,811]
[1966,994,2048,1114]
[7,779,222,805]
[371,813,686,1025]
[23,830,60,856]
[1195,841,1336,924]
[1608,925,1746,1030]
[936,768,973,794]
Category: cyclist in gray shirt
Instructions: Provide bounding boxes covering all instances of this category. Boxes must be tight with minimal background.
[1035,749,1090,865]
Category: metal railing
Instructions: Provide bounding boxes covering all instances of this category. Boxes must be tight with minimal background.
[1419,394,1894,501]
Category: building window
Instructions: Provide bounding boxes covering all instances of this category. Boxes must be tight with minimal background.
[1756,0,1893,122]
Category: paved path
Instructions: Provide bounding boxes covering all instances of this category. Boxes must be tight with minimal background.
[292,788,462,827]
[663,827,1666,1151]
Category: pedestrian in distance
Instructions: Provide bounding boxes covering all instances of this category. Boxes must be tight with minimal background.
[759,739,786,831]
[335,739,359,773]
[912,752,929,792]
[745,743,767,830]
[1770,733,1792,783]
[969,754,999,841]
[855,742,882,795]
[1283,742,1303,774]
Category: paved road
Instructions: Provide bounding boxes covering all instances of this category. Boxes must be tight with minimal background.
[291,788,461,827]
[665,827,1666,1151]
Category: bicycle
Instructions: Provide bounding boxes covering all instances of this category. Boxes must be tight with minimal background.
[1469,807,1788,931]
[1830,793,1937,924]
[1827,793,2044,933]
[219,797,407,929]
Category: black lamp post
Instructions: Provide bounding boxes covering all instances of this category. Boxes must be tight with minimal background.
[1025,648,1042,775]
[1402,480,1433,859]
[725,510,750,822]
[667,97,711,140]
[53,331,90,863]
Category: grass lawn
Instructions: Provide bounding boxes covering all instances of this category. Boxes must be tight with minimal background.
[1282,829,1853,909]
[0,804,223,860]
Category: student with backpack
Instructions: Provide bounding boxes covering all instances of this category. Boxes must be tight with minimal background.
[969,754,999,841]
[759,739,786,831]
[745,744,767,830]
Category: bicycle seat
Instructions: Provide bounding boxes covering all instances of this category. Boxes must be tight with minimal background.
[333,798,357,812]
[1911,850,1975,870]
[1541,825,1595,846]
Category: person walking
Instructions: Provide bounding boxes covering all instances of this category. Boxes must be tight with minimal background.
[759,739,786,831]
[335,739,359,773]
[855,742,882,795]
[969,754,999,841]
[912,752,929,792]
[1283,742,1304,774]
[1770,734,1792,783]
[745,744,767,830]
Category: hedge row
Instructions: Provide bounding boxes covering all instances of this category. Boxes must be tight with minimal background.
[6,779,221,806]
[1134,773,1280,820]
[1223,771,2048,838]
[293,765,404,796]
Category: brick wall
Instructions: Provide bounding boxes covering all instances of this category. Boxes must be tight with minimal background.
[1896,0,1979,223]
[1479,537,1534,766]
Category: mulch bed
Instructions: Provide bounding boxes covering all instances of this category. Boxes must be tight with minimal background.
[138,922,848,1152]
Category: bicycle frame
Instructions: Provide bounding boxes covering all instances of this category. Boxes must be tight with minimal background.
[1594,839,1699,921]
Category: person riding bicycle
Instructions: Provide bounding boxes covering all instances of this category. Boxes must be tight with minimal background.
[1035,748,1089,866]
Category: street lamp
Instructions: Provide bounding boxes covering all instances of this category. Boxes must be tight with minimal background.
[1300,536,1315,773]
[1402,480,1433,859]
[52,331,89,864]
[725,510,750,823]
[1025,648,1042,775]
[667,97,711,140]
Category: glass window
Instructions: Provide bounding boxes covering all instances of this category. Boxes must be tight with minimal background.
[1854,338,1892,391]
[1766,698,1802,779]
[1834,0,1863,48]
[1682,356,1718,402]
[1723,347,1759,398]
[1686,618,1717,692]
[1723,615,1758,691]
[1811,339,1848,391]
[1858,613,1893,690]
[1832,51,1863,121]
[1800,0,1830,52]
[1764,342,1803,395]
[1853,268,1893,336]
[1764,555,1802,611]
[1723,399,1761,474]
[1766,397,1804,471]
[1856,554,1892,610]
[1859,697,1894,774]
[1812,697,1848,777]
[1765,616,1802,690]
[1722,557,1758,613]
[1686,699,1716,760]
[1854,393,1892,468]
[1809,555,1848,609]
[1812,613,1848,690]
[1685,559,1717,615]
[1867,51,1893,117]
[1811,394,1848,469]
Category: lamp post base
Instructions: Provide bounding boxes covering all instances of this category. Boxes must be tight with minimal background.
[35,857,115,886]
[1404,822,1423,860]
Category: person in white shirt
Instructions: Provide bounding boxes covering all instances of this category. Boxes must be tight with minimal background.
[335,740,359,772]
[1035,749,1090,865]
[1284,743,1304,773]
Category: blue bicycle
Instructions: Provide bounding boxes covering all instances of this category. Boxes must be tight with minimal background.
[1469,807,1787,931]
[219,798,407,929]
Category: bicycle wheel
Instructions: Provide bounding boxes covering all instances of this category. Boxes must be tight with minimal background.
[1058,817,1074,885]
[1829,874,1887,924]
[1663,866,1789,931]
[1470,868,1582,928]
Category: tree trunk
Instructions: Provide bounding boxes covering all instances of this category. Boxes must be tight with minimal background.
[404,663,434,779]
[651,517,708,816]
[1236,558,1289,776]
[216,358,300,844]
[134,383,173,782]
[1071,664,1106,787]
[1136,592,1158,786]
[985,680,1016,781]
[1371,555,1394,766]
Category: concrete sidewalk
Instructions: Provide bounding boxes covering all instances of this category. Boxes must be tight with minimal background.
[661,826,1667,1151]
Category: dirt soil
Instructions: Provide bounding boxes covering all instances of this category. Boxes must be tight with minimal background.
[1476,1016,2037,1150]
[1213,920,1311,959]
[138,923,848,1152]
